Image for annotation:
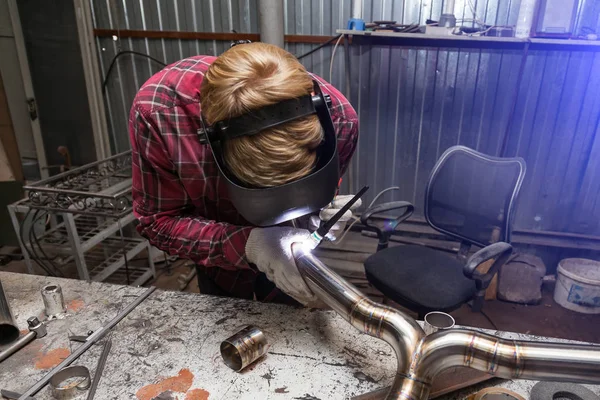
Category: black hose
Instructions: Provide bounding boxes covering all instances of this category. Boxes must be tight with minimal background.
[19,209,54,276]
[102,51,167,93]
[295,34,343,60]
[27,210,64,277]
[21,209,58,276]
[480,309,499,330]
[30,211,65,277]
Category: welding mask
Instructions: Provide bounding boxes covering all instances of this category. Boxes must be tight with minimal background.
[198,80,340,226]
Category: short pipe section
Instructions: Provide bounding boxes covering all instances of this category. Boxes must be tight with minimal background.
[423,312,455,335]
[41,284,66,319]
[220,325,269,372]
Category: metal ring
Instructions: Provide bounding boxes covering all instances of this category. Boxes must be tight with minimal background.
[471,387,526,400]
[50,365,91,399]
[531,382,600,400]
[423,311,455,335]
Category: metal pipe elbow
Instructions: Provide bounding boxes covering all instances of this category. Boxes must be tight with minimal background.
[292,245,424,372]
[410,329,600,384]
[348,297,424,371]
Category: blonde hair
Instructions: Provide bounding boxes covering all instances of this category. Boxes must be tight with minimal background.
[200,42,323,187]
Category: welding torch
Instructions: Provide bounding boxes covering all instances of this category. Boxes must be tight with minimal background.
[304,185,369,250]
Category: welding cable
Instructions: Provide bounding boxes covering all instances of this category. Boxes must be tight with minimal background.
[329,35,344,82]
[117,220,131,286]
[22,210,62,277]
[30,210,65,277]
[20,208,55,276]
[19,209,56,276]
[480,309,499,330]
[331,216,361,246]
[332,186,401,246]
[102,51,167,93]
[31,210,65,277]
[296,34,343,60]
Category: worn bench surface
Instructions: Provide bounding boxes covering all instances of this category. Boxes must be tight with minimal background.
[0,271,598,400]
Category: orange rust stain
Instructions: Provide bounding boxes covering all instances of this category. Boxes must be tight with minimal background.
[185,389,210,400]
[34,348,70,369]
[67,299,85,313]
[135,369,194,400]
[19,329,28,335]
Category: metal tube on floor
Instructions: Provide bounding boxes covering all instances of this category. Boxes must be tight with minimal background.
[16,286,156,399]
[0,279,19,345]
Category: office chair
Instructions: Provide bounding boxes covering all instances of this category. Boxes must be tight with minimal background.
[362,146,526,318]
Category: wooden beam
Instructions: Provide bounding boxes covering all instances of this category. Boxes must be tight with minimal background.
[93,29,337,44]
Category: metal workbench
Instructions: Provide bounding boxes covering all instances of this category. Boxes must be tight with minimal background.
[1,271,599,400]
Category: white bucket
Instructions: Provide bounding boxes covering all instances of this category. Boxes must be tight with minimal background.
[554,258,600,314]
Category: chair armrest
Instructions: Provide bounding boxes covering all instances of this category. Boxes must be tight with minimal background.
[463,242,513,288]
[360,201,414,226]
[360,202,414,251]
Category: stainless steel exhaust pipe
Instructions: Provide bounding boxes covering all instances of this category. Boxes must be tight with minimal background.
[0,279,19,346]
[292,244,424,374]
[292,245,600,400]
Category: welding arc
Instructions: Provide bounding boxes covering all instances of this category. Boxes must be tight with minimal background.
[316,185,369,238]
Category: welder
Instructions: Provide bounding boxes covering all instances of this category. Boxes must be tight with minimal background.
[129,42,358,306]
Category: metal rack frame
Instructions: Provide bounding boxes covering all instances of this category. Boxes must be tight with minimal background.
[24,150,133,218]
[8,151,155,286]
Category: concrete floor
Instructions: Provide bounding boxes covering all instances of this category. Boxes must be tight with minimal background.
[3,257,599,344]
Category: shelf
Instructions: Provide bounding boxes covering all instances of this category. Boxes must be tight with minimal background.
[28,213,136,253]
[15,193,133,218]
[103,265,154,286]
[338,29,525,43]
[9,202,154,286]
[86,237,149,284]
[337,29,600,50]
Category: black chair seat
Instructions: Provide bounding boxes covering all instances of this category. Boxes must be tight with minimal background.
[364,245,477,315]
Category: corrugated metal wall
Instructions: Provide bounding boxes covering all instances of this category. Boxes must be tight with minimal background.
[92,0,600,238]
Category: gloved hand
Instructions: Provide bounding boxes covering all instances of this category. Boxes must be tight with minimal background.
[309,195,363,241]
[245,227,318,305]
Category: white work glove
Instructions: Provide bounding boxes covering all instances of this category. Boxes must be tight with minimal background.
[245,227,318,306]
[309,195,363,241]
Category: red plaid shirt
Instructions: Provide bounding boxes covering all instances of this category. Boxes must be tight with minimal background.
[130,55,358,299]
